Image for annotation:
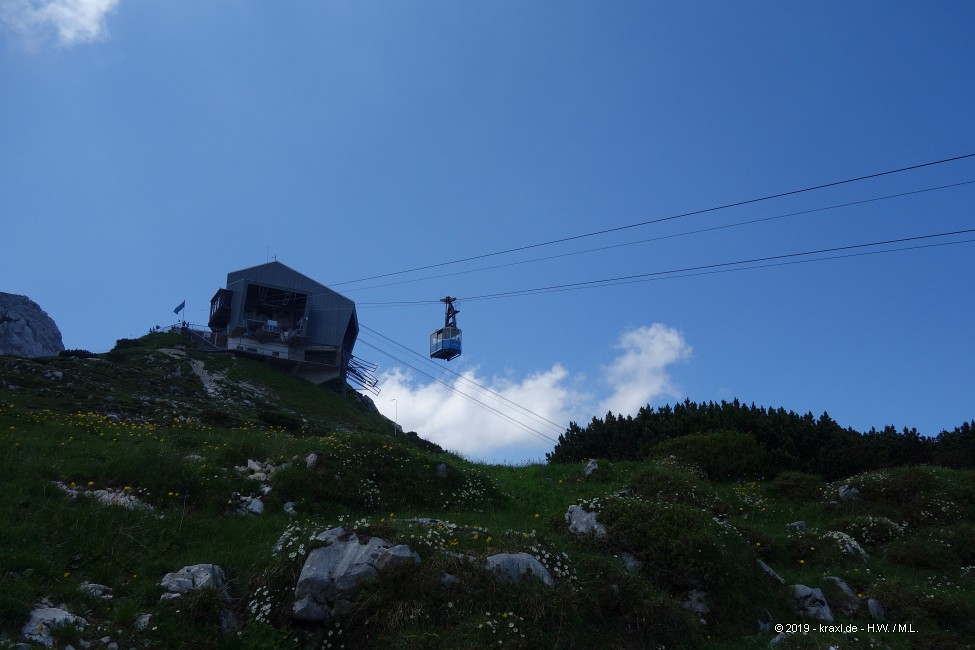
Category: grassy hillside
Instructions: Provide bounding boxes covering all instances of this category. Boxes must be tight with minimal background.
[1,334,973,649]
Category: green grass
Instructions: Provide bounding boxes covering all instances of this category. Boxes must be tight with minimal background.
[2,337,974,648]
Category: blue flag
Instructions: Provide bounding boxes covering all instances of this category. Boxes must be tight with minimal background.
[174,300,185,315]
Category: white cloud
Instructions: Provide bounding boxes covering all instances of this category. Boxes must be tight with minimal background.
[1,0,120,47]
[377,364,587,464]
[598,323,692,417]
[371,323,692,463]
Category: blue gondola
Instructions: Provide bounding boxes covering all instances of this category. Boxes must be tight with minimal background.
[430,297,462,361]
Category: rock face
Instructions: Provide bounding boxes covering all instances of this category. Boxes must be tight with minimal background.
[293,533,420,622]
[791,584,834,622]
[565,504,607,539]
[0,293,64,358]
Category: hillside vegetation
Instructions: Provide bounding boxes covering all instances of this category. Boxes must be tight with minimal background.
[1,333,973,649]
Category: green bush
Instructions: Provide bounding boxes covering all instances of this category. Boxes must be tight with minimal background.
[827,514,906,547]
[650,431,768,480]
[629,462,725,513]
[768,471,825,502]
[839,466,974,527]
[597,496,773,628]
[59,349,96,359]
[258,409,303,432]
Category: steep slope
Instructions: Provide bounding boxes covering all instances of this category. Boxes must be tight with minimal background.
[1,333,973,649]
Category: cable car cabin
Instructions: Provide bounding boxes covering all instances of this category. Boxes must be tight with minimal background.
[430,296,461,360]
[430,326,462,360]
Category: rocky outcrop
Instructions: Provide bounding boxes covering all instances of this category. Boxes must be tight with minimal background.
[791,584,834,622]
[21,606,87,647]
[159,564,228,602]
[0,293,64,358]
[565,504,607,539]
[293,532,420,622]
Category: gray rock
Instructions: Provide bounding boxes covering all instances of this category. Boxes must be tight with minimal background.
[837,484,861,501]
[867,598,886,621]
[791,584,834,622]
[79,582,113,600]
[757,559,785,584]
[242,497,264,515]
[293,535,410,621]
[436,463,448,478]
[134,614,152,631]
[159,564,226,600]
[305,452,319,469]
[583,459,599,477]
[375,544,420,572]
[0,293,64,358]
[620,552,643,573]
[312,526,349,544]
[785,520,806,531]
[682,589,709,614]
[21,607,86,647]
[484,552,554,587]
[824,576,859,615]
[90,488,152,510]
[565,504,607,539]
[440,573,460,589]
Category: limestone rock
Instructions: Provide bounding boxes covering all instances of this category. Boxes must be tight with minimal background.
[565,504,607,539]
[0,293,64,358]
[292,534,420,622]
[837,484,861,501]
[824,576,859,615]
[791,584,834,622]
[867,598,886,621]
[757,559,785,584]
[79,582,113,600]
[21,607,86,647]
[583,459,599,477]
[620,552,643,573]
[484,552,554,587]
[682,589,709,615]
[160,564,227,601]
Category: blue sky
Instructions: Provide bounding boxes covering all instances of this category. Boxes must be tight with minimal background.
[2,2,973,463]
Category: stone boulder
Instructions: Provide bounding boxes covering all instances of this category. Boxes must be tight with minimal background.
[867,598,886,621]
[824,576,859,616]
[791,584,834,622]
[756,559,785,584]
[0,293,64,358]
[159,564,227,602]
[583,459,599,477]
[484,552,554,587]
[565,504,607,539]
[21,607,87,647]
[293,534,419,622]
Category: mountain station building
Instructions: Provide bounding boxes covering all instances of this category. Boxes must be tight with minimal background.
[205,261,361,386]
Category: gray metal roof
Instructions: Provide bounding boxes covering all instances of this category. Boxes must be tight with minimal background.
[225,261,357,353]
